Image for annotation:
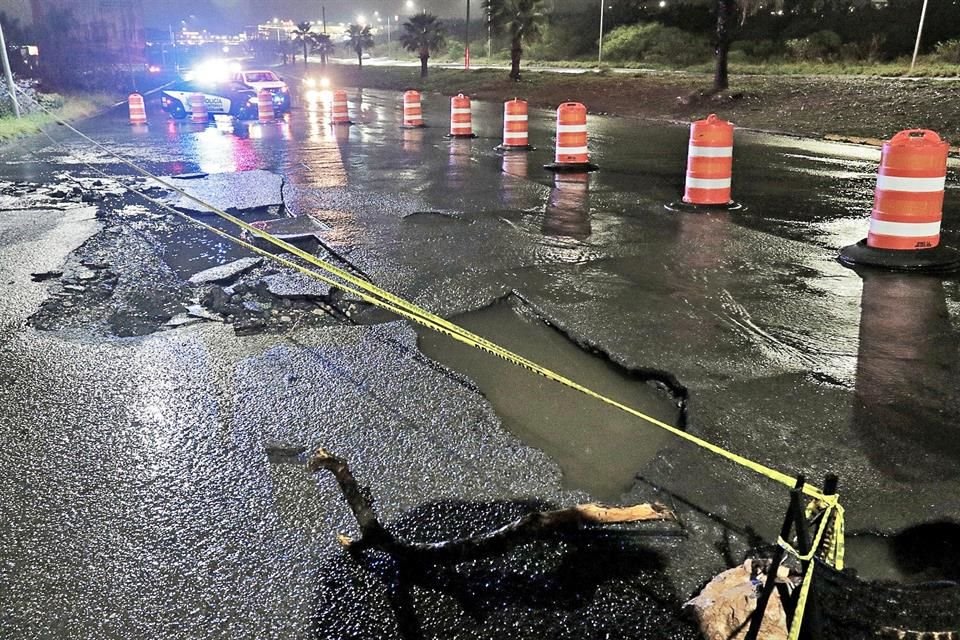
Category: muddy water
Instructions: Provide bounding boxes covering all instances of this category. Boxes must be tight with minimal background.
[416,299,682,501]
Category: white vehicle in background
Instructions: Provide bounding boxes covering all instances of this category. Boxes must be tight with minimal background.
[231,70,291,112]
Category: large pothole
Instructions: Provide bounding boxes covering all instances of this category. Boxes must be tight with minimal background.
[416,297,686,502]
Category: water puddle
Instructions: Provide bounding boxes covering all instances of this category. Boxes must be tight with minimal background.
[416,298,685,501]
[845,522,960,585]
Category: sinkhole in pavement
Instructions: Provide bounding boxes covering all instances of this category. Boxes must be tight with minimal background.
[416,298,685,502]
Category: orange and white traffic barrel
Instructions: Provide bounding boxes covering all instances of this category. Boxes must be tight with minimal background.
[257,90,274,123]
[189,93,208,123]
[497,98,531,151]
[128,93,147,125]
[402,90,424,128]
[545,102,597,172]
[448,94,475,138]
[331,89,351,125]
[839,129,959,272]
[684,114,734,206]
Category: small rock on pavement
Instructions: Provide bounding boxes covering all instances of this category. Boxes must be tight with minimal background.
[164,314,204,328]
[188,257,263,285]
[234,317,267,335]
[683,560,788,640]
[186,305,225,322]
[258,273,331,300]
[30,271,63,282]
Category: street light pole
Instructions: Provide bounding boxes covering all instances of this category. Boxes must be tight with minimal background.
[910,0,929,73]
[0,21,21,118]
[465,0,471,70]
[598,0,605,65]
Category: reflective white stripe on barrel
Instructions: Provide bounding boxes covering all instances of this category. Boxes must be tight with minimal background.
[406,102,421,109]
[557,124,587,134]
[451,108,471,115]
[504,114,527,122]
[876,175,946,192]
[869,219,942,237]
[688,145,733,158]
[685,177,732,189]
[558,146,589,155]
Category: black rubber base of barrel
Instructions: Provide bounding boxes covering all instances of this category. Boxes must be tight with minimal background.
[838,239,960,273]
[495,144,534,152]
[445,133,478,139]
[401,124,427,129]
[544,162,599,173]
[664,200,744,213]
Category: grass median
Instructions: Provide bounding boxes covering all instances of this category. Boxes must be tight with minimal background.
[300,62,960,144]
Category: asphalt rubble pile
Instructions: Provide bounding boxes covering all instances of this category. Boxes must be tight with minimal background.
[19,171,393,338]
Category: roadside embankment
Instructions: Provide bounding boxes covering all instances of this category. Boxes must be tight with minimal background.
[302,63,960,145]
[0,93,114,143]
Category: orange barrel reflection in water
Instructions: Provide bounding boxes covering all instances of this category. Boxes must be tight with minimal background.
[499,152,529,209]
[402,127,425,154]
[543,172,591,239]
[853,272,960,481]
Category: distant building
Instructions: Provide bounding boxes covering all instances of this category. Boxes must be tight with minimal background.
[28,0,145,62]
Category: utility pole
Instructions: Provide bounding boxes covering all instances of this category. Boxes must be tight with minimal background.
[465,0,471,70]
[910,0,929,73]
[322,6,327,33]
[487,9,491,59]
[598,0,605,64]
[0,21,21,118]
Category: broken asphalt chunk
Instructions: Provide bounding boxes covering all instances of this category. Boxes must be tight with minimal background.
[188,257,263,285]
[258,273,331,300]
[168,170,284,214]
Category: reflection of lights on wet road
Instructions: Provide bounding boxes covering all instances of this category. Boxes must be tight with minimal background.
[195,126,258,172]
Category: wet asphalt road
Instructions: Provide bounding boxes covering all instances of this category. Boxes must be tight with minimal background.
[1,85,960,637]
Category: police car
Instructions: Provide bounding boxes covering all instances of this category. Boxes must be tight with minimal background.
[160,80,259,120]
[230,70,291,112]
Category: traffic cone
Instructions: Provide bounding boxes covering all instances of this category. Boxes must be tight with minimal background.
[447,94,476,138]
[331,90,352,125]
[544,102,597,172]
[839,129,959,272]
[128,93,147,125]
[257,90,274,123]
[189,93,208,124]
[496,98,532,151]
[667,114,741,212]
[402,90,425,128]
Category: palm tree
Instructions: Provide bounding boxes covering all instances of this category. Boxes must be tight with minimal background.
[292,21,315,67]
[399,14,445,78]
[314,33,335,68]
[483,0,546,81]
[345,24,375,67]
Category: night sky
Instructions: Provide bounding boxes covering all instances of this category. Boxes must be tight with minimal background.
[144,0,462,32]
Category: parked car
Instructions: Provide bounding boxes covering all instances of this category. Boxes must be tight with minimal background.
[230,69,291,112]
[160,80,259,120]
